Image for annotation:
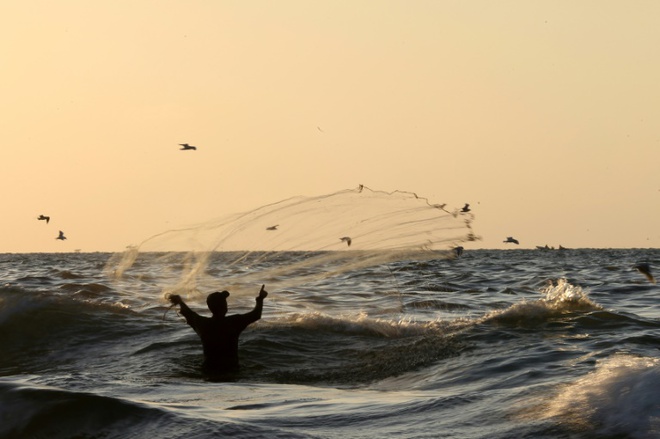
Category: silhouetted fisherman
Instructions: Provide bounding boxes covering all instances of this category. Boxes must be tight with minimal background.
[168,285,268,372]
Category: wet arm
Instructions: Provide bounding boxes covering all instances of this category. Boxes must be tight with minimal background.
[241,288,267,325]
[169,295,201,326]
[248,296,265,320]
[178,301,199,323]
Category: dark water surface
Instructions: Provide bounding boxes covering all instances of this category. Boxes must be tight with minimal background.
[1,249,659,438]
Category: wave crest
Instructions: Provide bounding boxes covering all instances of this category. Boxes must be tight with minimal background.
[543,354,660,438]
[481,279,601,326]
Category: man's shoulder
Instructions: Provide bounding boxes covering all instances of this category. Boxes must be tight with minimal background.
[226,311,259,324]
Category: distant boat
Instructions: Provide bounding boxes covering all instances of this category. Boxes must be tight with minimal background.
[535,245,568,251]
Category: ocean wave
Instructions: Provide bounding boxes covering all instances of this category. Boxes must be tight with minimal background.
[480,279,602,327]
[57,270,85,280]
[0,289,132,328]
[0,292,143,375]
[274,311,462,339]
[0,381,170,439]
[0,290,49,326]
[58,281,113,299]
[15,275,54,285]
[574,310,660,331]
[541,354,660,438]
[232,312,471,386]
[0,380,309,439]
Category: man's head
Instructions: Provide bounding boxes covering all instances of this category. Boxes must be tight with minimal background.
[207,291,229,317]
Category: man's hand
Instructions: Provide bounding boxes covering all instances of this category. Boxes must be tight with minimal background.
[257,284,268,300]
[168,294,182,305]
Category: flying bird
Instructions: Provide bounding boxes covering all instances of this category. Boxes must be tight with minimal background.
[461,203,470,213]
[56,231,67,240]
[266,225,279,230]
[634,263,656,284]
[503,237,519,245]
[179,143,197,151]
[37,215,50,224]
[340,237,352,247]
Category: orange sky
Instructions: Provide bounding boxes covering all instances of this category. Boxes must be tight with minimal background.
[1,1,658,252]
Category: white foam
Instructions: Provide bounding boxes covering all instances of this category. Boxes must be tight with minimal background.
[481,279,601,325]
[545,354,660,438]
[274,311,461,339]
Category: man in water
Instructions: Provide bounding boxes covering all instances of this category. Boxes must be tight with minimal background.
[168,285,268,372]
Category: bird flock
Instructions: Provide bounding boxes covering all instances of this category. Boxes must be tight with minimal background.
[36,214,66,241]
[36,172,655,285]
[36,143,199,245]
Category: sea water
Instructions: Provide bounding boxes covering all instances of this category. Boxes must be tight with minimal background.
[1,248,659,438]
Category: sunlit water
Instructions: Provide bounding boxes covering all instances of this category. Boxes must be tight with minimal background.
[1,249,659,438]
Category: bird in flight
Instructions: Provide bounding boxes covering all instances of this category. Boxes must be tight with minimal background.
[56,231,67,240]
[461,203,470,213]
[634,263,656,284]
[37,215,50,224]
[340,237,352,247]
[266,225,279,230]
[179,143,197,151]
[503,237,519,245]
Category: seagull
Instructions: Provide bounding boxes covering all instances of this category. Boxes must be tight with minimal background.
[266,225,279,230]
[179,143,197,151]
[503,237,519,245]
[340,237,352,247]
[56,231,67,240]
[37,215,50,224]
[461,203,470,213]
[634,263,656,284]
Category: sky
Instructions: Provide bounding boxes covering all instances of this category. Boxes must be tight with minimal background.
[1,1,659,252]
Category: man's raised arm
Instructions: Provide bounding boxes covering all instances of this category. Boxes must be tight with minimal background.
[168,294,199,324]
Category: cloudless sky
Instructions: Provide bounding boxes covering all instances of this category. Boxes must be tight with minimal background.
[2,1,658,252]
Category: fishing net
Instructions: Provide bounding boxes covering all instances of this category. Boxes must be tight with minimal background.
[105,185,479,295]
